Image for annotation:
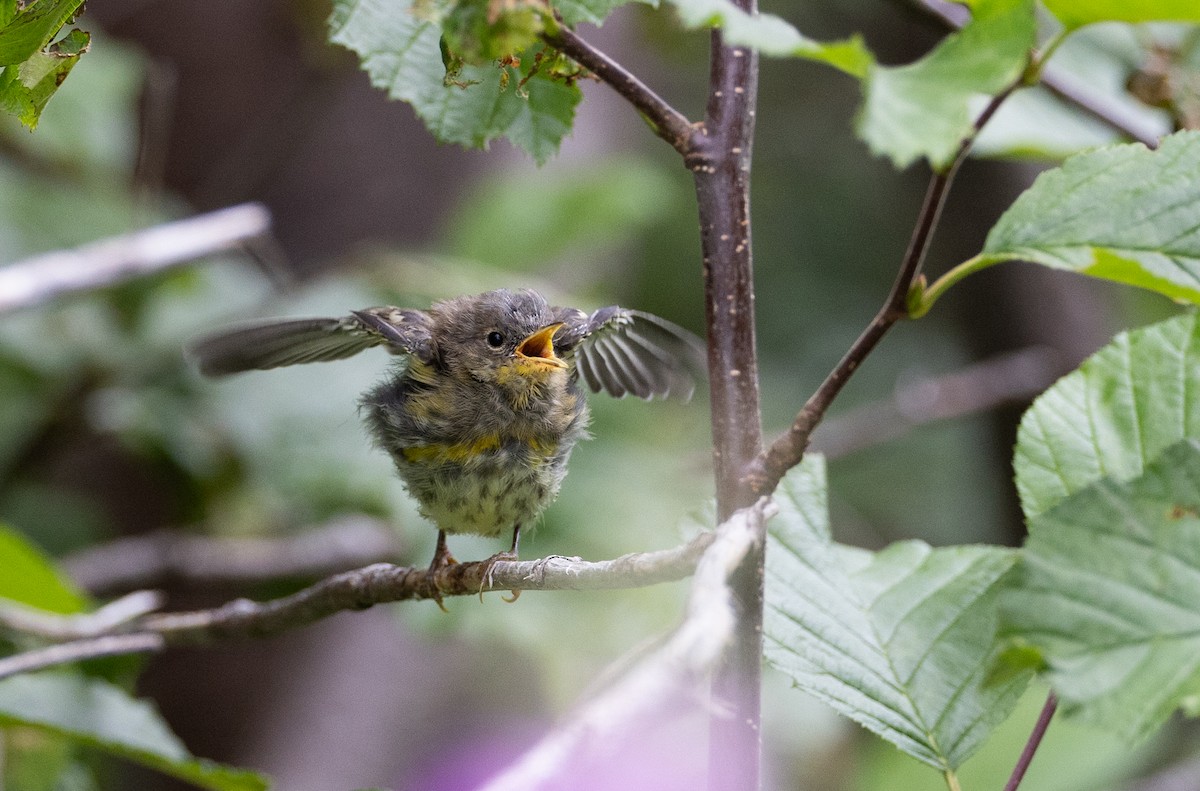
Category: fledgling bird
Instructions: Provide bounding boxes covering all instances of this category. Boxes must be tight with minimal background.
[189,289,705,583]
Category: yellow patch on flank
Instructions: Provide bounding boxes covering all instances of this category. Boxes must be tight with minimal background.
[404,385,455,423]
[402,434,501,464]
[526,436,559,458]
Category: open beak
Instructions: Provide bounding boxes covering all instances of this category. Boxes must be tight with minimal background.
[515,323,567,368]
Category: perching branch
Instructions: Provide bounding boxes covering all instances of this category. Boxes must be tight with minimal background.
[478,500,772,791]
[63,516,405,596]
[541,25,696,156]
[0,532,718,678]
[143,535,713,642]
[0,202,273,315]
[744,80,1020,498]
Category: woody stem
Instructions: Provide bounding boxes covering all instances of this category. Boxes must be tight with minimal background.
[543,18,764,788]
[691,26,765,791]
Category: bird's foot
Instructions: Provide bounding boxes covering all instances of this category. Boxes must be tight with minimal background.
[478,550,520,603]
[426,543,459,613]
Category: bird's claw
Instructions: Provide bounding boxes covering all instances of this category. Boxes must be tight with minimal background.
[426,547,459,613]
[478,550,519,602]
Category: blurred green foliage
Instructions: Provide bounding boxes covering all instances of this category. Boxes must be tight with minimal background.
[0,671,268,790]
[1,1,1199,789]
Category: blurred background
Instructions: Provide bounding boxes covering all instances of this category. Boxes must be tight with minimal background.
[0,0,1191,789]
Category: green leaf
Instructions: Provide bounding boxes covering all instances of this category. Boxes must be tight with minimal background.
[501,65,579,163]
[666,0,871,76]
[1043,0,1200,28]
[327,0,580,164]
[982,131,1200,304]
[1000,439,1200,739]
[0,28,89,129]
[857,0,1036,170]
[0,524,87,614]
[764,456,1028,771]
[1014,311,1200,519]
[0,673,269,791]
[0,0,84,66]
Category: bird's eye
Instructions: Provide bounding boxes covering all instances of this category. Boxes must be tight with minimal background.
[486,331,505,348]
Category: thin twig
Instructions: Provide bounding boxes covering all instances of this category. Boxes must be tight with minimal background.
[744,80,1020,498]
[767,0,1162,497]
[0,634,165,680]
[0,591,165,641]
[1003,693,1058,791]
[1040,72,1161,149]
[906,0,1161,148]
[0,203,273,314]
[62,516,404,595]
[541,25,696,155]
[478,500,772,791]
[810,346,1065,459]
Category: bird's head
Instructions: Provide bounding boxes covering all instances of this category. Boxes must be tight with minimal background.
[432,290,569,400]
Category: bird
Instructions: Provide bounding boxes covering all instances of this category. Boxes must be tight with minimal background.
[189,288,705,591]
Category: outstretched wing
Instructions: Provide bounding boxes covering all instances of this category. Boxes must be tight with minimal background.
[555,305,706,400]
[189,306,434,377]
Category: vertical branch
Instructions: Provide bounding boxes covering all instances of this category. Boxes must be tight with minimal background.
[540,22,765,788]
[690,23,764,791]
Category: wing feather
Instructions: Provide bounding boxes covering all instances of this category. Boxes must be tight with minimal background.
[584,337,628,398]
[189,307,432,377]
[591,334,653,399]
[574,348,603,393]
[565,306,705,401]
